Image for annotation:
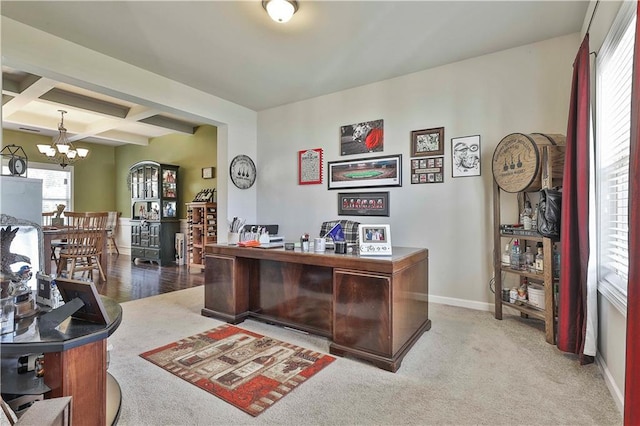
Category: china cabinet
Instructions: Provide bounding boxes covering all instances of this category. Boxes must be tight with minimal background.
[129,161,179,265]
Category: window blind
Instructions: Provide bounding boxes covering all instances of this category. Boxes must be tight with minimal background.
[596,2,636,312]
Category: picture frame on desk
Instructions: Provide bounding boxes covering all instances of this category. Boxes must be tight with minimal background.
[55,277,110,324]
[358,224,392,256]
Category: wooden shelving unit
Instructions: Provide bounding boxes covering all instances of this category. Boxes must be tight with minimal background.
[186,202,217,272]
[493,211,558,344]
[492,133,565,345]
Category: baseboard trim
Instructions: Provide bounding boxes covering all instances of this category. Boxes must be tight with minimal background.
[596,352,624,415]
[428,295,493,312]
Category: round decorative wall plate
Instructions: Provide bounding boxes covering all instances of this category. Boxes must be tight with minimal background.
[229,155,256,189]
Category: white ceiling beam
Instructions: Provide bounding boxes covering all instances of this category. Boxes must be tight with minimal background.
[1,76,58,117]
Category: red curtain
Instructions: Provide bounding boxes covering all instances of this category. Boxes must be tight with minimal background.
[624,2,640,424]
[557,35,592,364]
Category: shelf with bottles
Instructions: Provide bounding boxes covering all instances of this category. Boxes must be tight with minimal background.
[493,181,558,344]
[185,201,217,272]
[193,188,216,203]
[500,237,560,277]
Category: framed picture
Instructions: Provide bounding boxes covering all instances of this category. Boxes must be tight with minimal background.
[410,156,444,184]
[340,119,384,155]
[55,277,110,324]
[338,192,389,217]
[327,154,402,190]
[451,135,481,177]
[202,167,215,179]
[298,148,323,185]
[411,127,445,157]
[358,224,392,256]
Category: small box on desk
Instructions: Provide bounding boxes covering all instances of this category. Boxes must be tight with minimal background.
[36,273,55,308]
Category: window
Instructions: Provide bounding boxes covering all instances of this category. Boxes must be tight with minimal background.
[2,161,74,213]
[595,1,636,314]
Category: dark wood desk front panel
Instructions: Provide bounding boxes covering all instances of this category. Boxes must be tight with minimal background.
[203,245,430,372]
[255,260,333,336]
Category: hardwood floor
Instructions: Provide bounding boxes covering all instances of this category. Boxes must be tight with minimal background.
[92,253,204,303]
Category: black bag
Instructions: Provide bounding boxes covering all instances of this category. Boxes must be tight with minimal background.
[537,188,562,240]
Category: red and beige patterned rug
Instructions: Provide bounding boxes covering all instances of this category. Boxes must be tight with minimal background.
[140,324,336,417]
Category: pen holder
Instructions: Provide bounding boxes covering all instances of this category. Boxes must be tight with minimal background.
[334,241,347,254]
[259,233,270,244]
[228,232,240,245]
[314,237,326,252]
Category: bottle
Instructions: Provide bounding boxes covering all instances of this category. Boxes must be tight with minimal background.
[501,244,511,267]
[216,349,285,386]
[521,201,532,230]
[553,245,561,279]
[535,244,544,274]
[524,246,535,272]
[531,203,539,232]
[50,281,61,308]
[301,234,309,252]
[510,239,520,270]
[518,278,528,301]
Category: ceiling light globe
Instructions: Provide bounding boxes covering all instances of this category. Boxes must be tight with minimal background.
[37,144,51,154]
[76,148,89,158]
[265,0,296,23]
[57,144,70,154]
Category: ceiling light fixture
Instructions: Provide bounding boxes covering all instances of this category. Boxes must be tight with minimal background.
[262,0,298,23]
[37,110,89,168]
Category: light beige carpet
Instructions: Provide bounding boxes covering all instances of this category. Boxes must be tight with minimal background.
[107,287,622,425]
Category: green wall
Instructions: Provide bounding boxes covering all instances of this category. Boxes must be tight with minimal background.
[2,125,217,218]
[114,125,217,219]
[2,129,116,211]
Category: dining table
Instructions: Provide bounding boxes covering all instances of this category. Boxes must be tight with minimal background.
[43,227,108,283]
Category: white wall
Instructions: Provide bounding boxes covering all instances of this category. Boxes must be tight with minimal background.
[257,33,578,309]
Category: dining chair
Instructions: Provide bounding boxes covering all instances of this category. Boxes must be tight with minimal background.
[105,211,121,255]
[42,211,54,227]
[56,212,109,281]
[43,211,66,262]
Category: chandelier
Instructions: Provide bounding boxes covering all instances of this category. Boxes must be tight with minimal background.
[37,110,89,168]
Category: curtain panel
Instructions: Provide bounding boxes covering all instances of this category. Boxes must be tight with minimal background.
[624,2,640,424]
[557,35,594,364]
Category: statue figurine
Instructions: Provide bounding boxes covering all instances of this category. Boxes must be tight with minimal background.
[0,225,38,318]
[8,265,32,297]
[52,204,66,227]
[0,226,31,284]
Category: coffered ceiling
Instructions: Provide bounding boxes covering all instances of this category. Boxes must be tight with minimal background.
[1,1,589,147]
[2,66,201,146]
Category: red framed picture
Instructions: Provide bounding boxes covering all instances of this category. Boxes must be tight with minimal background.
[298,148,323,185]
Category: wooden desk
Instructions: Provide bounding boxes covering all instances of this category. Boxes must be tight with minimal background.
[1,297,122,426]
[43,228,107,282]
[202,245,430,372]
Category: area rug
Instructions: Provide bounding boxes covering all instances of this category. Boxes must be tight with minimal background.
[140,324,335,417]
